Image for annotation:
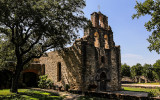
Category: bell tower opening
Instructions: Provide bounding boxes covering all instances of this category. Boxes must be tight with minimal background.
[104,34,109,49]
[94,32,100,48]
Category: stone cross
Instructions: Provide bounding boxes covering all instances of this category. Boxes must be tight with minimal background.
[98,5,100,11]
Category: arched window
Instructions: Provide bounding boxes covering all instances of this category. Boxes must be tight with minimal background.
[94,32,100,47]
[104,34,109,49]
[57,62,61,82]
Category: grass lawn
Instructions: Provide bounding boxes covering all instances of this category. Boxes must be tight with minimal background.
[123,86,160,97]
[123,86,159,92]
[0,89,64,100]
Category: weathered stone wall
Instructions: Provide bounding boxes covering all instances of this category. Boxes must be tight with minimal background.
[39,40,83,90]
[82,11,121,92]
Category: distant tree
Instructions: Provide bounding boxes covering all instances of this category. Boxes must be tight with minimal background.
[0,0,87,93]
[142,64,154,80]
[153,60,160,80]
[131,63,143,78]
[121,63,131,77]
[0,34,15,70]
[132,0,160,53]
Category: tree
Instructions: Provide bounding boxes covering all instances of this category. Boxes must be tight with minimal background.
[153,59,160,80]
[142,64,153,81]
[131,63,143,78]
[121,63,131,77]
[0,0,87,93]
[132,0,160,53]
[0,34,15,70]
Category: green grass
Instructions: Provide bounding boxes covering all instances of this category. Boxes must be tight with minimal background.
[123,86,160,93]
[123,86,160,97]
[0,89,63,100]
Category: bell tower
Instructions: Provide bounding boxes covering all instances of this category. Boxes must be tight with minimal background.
[91,12,108,30]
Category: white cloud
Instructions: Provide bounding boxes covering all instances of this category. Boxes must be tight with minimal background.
[122,53,144,66]
[121,53,158,66]
[122,54,143,60]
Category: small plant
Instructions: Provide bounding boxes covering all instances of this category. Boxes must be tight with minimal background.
[65,84,70,91]
[157,87,160,92]
[148,90,157,97]
[47,79,54,89]
[38,75,53,89]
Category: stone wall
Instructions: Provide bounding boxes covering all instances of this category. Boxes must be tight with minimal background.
[40,40,84,90]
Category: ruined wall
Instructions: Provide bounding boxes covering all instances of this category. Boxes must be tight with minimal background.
[39,40,84,90]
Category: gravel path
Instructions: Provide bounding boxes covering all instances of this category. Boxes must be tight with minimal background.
[122,84,160,88]
[112,91,148,97]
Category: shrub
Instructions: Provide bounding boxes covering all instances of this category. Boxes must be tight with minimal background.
[148,90,157,97]
[65,84,70,91]
[38,75,53,89]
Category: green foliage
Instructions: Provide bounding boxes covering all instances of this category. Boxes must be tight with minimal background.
[38,75,53,89]
[152,60,160,81]
[131,63,143,78]
[148,90,157,97]
[0,0,87,92]
[65,84,70,91]
[0,34,15,70]
[121,63,131,77]
[132,0,160,53]
[142,64,154,80]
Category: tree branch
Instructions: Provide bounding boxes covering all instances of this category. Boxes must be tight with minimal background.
[21,34,42,56]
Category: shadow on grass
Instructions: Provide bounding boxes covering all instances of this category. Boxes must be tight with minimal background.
[0,89,63,100]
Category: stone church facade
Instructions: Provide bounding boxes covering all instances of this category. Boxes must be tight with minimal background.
[38,12,121,92]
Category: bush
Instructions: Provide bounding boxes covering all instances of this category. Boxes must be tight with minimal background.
[148,90,157,97]
[38,75,53,89]
[65,84,70,91]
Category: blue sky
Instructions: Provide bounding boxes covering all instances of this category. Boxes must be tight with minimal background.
[80,0,160,66]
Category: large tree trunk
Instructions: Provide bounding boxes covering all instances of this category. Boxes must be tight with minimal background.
[10,64,22,93]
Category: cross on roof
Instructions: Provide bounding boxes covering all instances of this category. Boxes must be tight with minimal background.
[98,5,100,11]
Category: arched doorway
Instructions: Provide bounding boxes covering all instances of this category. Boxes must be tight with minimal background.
[100,72,106,91]
[23,72,38,87]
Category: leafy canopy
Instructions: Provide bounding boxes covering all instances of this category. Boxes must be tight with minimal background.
[0,34,15,70]
[0,0,87,66]
[121,63,131,77]
[131,63,143,77]
[152,60,160,80]
[142,64,154,80]
[0,0,87,93]
[132,0,160,53]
